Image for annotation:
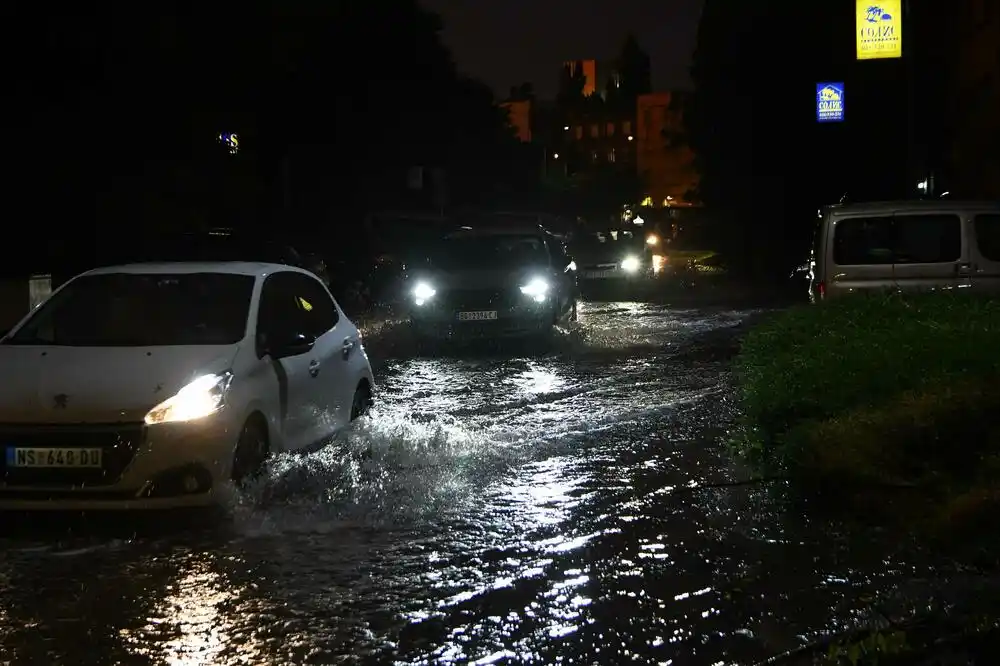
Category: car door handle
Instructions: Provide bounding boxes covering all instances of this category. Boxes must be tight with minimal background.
[308,360,320,377]
[342,338,356,360]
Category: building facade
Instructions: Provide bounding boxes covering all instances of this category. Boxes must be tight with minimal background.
[501,99,533,142]
[636,92,698,206]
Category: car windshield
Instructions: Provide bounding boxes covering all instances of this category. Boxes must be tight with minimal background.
[3,272,255,347]
[428,235,549,270]
[572,230,643,258]
[576,230,641,247]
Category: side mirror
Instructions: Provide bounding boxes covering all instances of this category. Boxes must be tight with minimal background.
[267,331,316,359]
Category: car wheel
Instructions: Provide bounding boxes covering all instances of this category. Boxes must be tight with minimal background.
[350,382,373,421]
[232,417,269,487]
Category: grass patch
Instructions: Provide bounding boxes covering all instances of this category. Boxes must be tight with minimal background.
[733,291,1000,525]
[733,291,1000,663]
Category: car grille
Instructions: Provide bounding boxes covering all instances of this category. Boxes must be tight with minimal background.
[0,423,144,488]
[441,287,518,311]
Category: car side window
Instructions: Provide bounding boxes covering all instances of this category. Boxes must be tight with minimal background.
[256,276,299,349]
[283,272,340,338]
[833,216,895,265]
[549,237,570,269]
[974,214,1000,262]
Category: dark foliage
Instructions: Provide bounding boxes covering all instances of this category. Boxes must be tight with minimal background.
[9,2,522,274]
[688,1,961,280]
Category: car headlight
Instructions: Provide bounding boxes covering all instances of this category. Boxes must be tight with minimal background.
[144,371,234,425]
[621,255,641,273]
[412,281,436,306]
[646,234,659,246]
[520,277,549,302]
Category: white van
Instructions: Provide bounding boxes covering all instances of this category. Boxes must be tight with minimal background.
[808,200,1000,301]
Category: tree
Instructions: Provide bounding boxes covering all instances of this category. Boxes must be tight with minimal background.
[688,1,850,279]
[557,61,588,109]
[13,0,530,283]
[616,33,651,104]
[574,163,643,219]
[507,82,535,102]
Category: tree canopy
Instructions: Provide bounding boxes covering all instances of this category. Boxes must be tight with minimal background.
[688,2,974,278]
[13,1,522,264]
[688,2,859,278]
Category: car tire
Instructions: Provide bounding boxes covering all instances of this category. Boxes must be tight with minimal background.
[350,382,373,421]
[232,417,269,487]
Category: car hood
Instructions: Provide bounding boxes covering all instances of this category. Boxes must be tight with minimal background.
[420,267,552,290]
[0,344,240,423]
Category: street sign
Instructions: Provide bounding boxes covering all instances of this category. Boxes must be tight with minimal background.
[816,83,845,123]
[856,1,902,60]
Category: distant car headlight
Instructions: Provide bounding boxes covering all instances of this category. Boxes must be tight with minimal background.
[646,234,659,246]
[144,371,233,425]
[411,281,436,306]
[520,277,549,302]
[621,255,641,273]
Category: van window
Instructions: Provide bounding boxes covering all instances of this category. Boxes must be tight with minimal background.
[833,214,961,265]
[833,216,894,265]
[894,214,961,264]
[974,214,1000,261]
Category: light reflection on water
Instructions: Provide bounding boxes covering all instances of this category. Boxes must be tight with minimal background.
[0,303,965,665]
[122,558,248,666]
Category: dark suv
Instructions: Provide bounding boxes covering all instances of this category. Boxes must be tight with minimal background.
[405,226,578,340]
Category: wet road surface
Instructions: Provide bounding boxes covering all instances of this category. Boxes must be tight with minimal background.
[0,301,964,665]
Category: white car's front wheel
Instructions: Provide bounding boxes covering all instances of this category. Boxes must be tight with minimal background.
[232,417,269,487]
[350,383,373,421]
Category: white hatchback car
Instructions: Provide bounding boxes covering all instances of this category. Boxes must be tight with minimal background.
[0,262,375,510]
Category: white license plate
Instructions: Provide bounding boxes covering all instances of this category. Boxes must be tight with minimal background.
[457,310,498,321]
[6,447,103,469]
[584,270,618,278]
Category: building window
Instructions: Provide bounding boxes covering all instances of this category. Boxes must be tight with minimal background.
[606,122,615,136]
[622,120,632,135]
[590,124,599,138]
[574,126,583,140]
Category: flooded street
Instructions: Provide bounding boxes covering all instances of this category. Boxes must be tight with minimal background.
[0,302,961,665]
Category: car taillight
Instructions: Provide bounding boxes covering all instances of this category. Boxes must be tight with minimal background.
[817,282,826,299]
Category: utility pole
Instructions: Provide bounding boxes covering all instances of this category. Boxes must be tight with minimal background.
[904,0,922,195]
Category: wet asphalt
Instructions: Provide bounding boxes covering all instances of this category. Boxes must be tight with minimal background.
[0,299,964,665]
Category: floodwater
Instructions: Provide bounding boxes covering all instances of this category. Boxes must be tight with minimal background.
[0,302,967,665]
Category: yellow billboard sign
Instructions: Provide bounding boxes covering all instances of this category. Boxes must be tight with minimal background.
[856,1,902,60]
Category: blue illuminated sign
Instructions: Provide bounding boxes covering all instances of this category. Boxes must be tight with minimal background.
[816,83,845,123]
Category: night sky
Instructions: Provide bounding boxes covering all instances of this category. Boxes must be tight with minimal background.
[420,0,705,99]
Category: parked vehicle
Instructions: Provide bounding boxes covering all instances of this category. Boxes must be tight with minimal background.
[809,200,1000,302]
[0,261,375,510]
[405,225,578,340]
[571,228,656,287]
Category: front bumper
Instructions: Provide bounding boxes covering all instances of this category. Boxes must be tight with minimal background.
[0,417,238,511]
[408,288,555,339]
[578,264,654,282]
[411,315,552,339]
